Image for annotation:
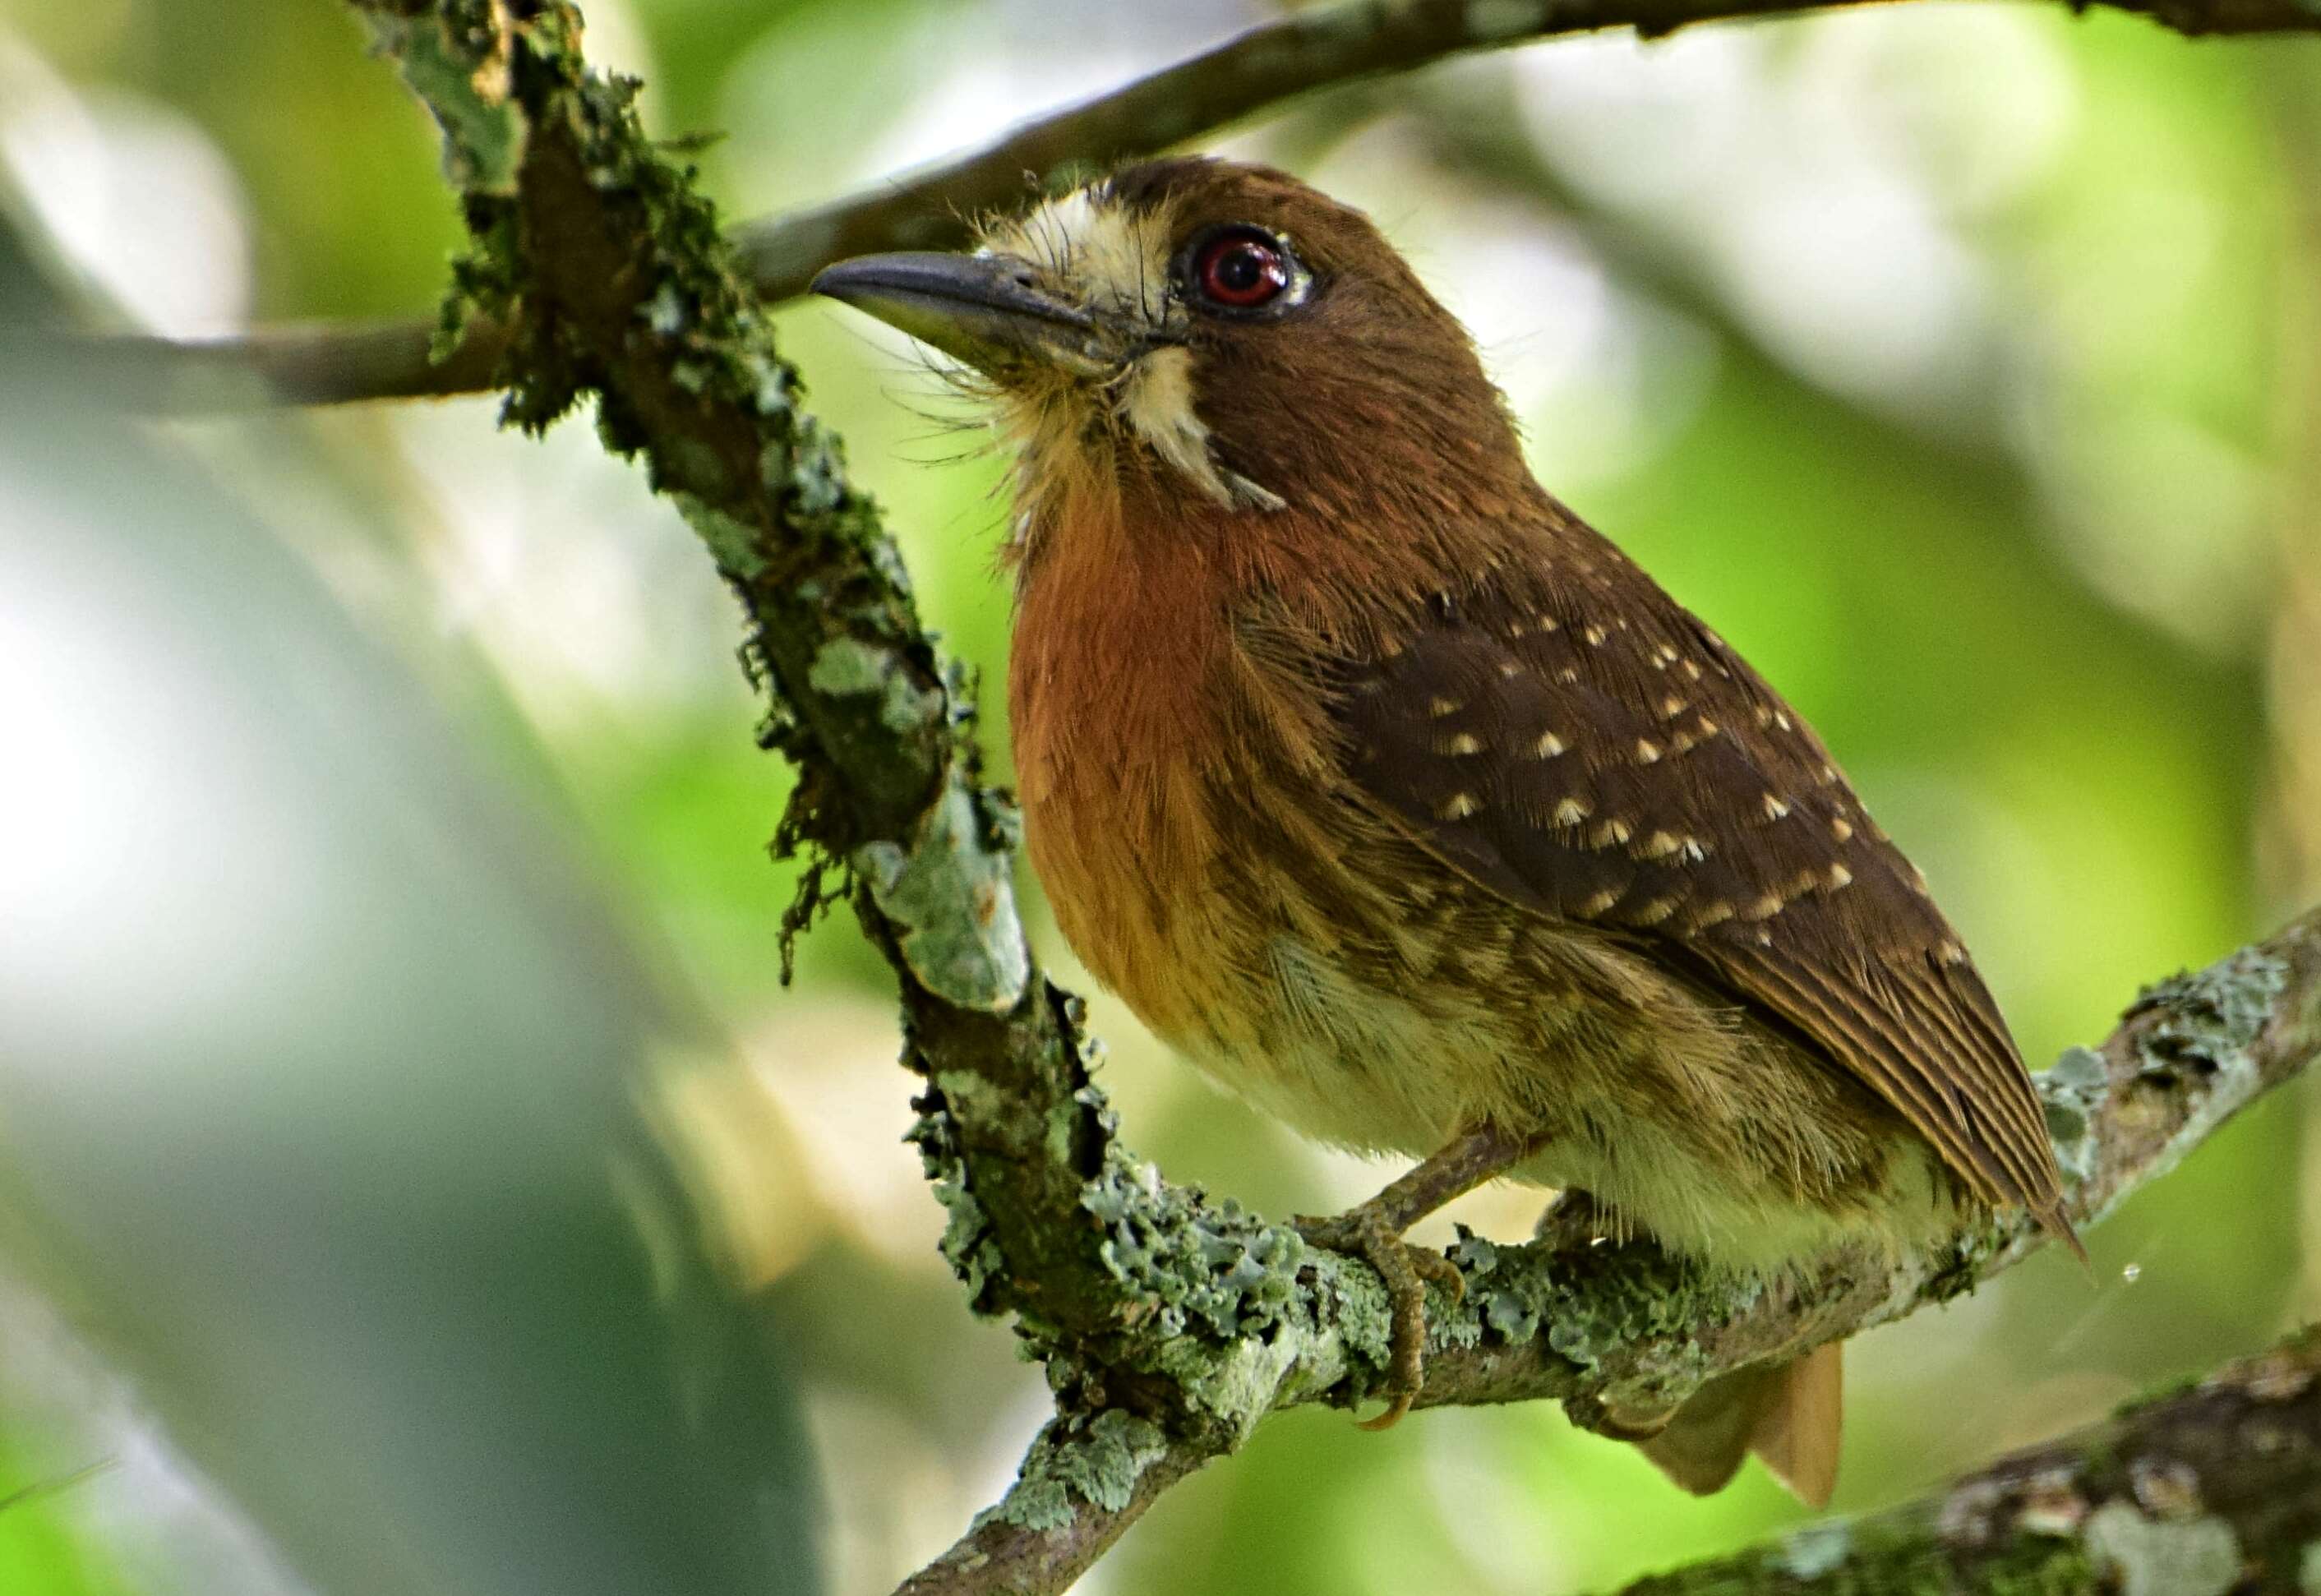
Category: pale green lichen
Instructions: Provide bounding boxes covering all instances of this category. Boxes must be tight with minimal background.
[643,280,689,336]
[761,413,849,518]
[805,637,887,696]
[1050,1409,1168,1512]
[1449,1232,1543,1345]
[671,493,769,580]
[1048,1079,1113,1173]
[1451,1229,1726,1407]
[988,1410,1169,1531]
[990,1475,1073,1534]
[805,636,944,736]
[1776,1522,1853,1580]
[2108,946,2289,1207]
[371,8,527,196]
[1080,1153,1306,1345]
[1070,1143,1386,1425]
[2040,1046,2109,1183]
[2298,1538,2321,1596]
[856,783,1029,1014]
[2135,945,2289,1065]
[906,1091,1007,1314]
[2083,1501,2242,1596]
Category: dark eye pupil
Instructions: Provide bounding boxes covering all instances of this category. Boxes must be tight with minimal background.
[1215,247,1266,292]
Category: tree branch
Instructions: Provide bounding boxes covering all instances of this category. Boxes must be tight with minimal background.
[1617,1323,2321,1594]
[345,8,2321,1596]
[892,916,2321,1595]
[68,0,2321,409]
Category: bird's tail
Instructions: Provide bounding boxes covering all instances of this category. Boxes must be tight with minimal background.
[1630,1342,1843,1507]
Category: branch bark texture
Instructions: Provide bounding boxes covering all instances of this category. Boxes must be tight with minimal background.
[1621,1325,2321,1594]
[85,0,2321,408]
[349,8,2321,1596]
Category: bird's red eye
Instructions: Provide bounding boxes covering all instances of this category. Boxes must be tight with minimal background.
[1193,230,1290,310]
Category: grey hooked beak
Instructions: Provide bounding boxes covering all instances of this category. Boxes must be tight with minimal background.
[810,251,1128,378]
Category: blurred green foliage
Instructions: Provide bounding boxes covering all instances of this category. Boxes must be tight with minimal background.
[0,2,2315,1593]
[0,353,825,1594]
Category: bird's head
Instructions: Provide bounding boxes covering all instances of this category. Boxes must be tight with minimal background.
[812,159,1532,551]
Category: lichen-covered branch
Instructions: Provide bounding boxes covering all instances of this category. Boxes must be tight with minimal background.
[349,10,2321,1596]
[1617,1324,2321,1595]
[894,1418,1211,1596]
[890,916,2321,1596]
[90,0,2321,409]
[345,0,1124,1354]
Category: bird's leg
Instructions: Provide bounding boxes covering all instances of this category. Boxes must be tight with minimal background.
[1295,1121,1542,1430]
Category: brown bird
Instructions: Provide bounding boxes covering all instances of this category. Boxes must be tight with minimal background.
[814,158,2077,1506]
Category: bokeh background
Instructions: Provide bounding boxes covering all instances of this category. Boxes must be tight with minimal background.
[2,2,2319,1592]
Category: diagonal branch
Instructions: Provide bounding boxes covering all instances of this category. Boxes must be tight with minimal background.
[62,0,2321,410]
[344,9,2321,1596]
[1617,1322,2321,1594]
[895,916,2321,1595]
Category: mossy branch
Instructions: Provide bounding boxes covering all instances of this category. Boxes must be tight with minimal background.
[350,7,2321,1596]
[1617,1325,2321,1595]
[56,0,2321,410]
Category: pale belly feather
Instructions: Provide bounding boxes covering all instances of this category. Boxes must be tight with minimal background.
[1147,918,1958,1273]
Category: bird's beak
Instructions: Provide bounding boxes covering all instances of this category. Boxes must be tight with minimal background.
[810,251,1121,379]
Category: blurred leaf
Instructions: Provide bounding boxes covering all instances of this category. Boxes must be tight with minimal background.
[0,357,822,1596]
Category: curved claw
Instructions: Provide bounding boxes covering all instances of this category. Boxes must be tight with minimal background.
[1295,1204,1465,1429]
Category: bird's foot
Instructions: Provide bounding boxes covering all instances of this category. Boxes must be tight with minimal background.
[1294,1202,1464,1430]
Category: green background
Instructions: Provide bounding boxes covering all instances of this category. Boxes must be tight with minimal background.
[0,2,2316,1592]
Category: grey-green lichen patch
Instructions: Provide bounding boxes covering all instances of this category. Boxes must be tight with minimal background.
[756,412,851,519]
[2083,1501,2242,1596]
[856,782,1029,1013]
[370,7,527,196]
[2136,944,2290,1062]
[1445,1229,1732,1418]
[908,1095,1006,1312]
[1049,1080,1114,1173]
[986,1474,1073,1534]
[1081,1151,1306,1347]
[989,1410,1169,1531]
[2110,946,2288,1206]
[806,636,944,736]
[2040,1046,2110,1183]
[2011,1467,2092,1538]
[672,492,768,580]
[1069,1145,1382,1426]
[1447,1231,1539,1345]
[1050,1409,1168,1513]
[1776,1521,1852,1580]
[643,280,689,336]
[805,636,888,696]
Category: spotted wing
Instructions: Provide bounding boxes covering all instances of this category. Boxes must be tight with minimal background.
[1323,564,2072,1238]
